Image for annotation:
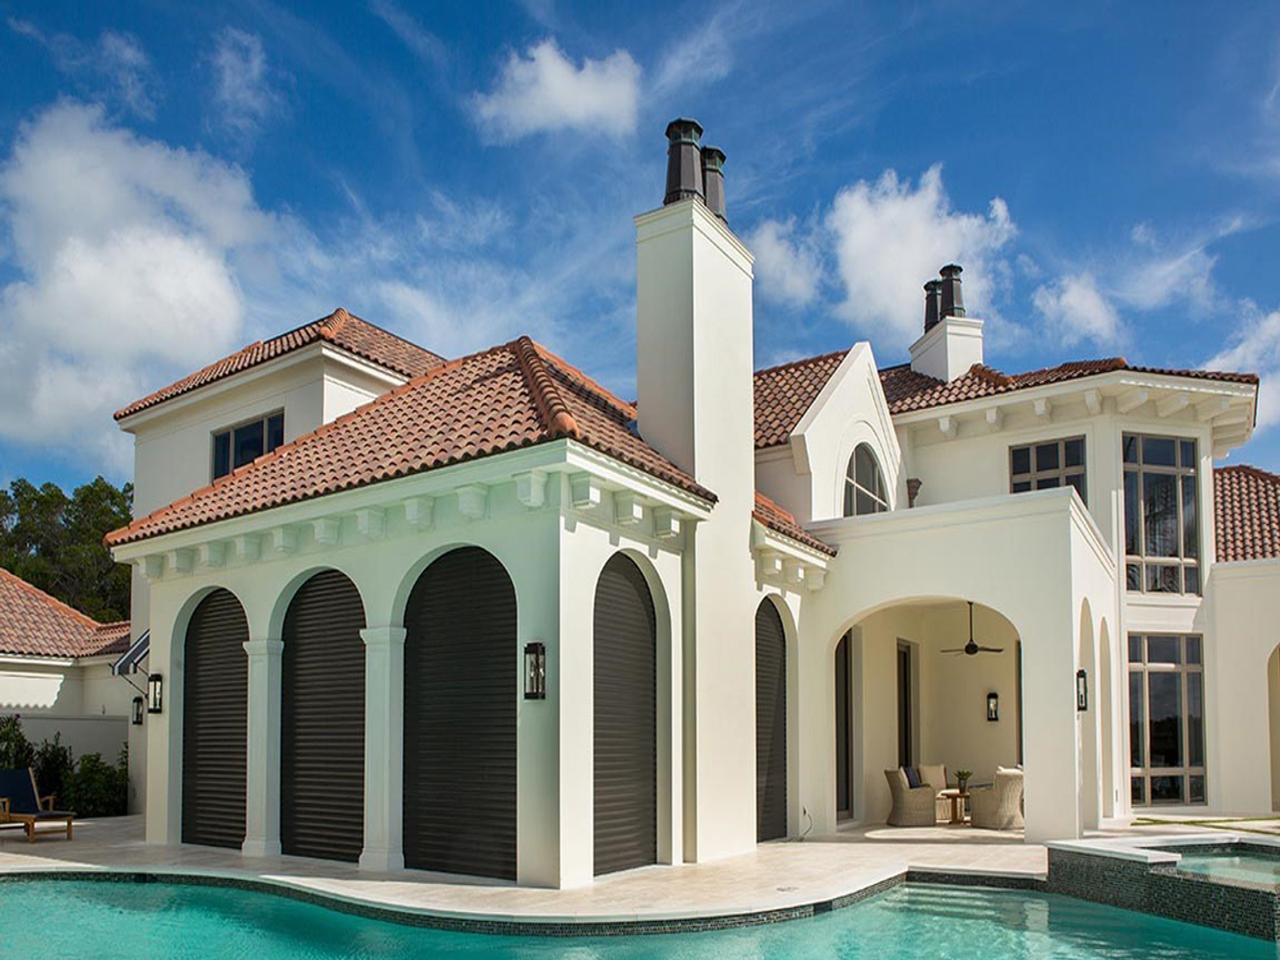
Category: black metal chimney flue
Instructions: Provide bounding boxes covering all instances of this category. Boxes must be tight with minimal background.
[701,146,726,221]
[664,118,704,205]
[923,279,942,331]
[939,264,965,318]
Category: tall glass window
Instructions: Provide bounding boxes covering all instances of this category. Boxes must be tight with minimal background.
[1128,634,1205,806]
[1122,434,1200,594]
[1009,436,1086,503]
[843,444,888,516]
[212,411,285,480]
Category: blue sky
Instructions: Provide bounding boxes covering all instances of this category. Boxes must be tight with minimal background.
[3,0,1280,492]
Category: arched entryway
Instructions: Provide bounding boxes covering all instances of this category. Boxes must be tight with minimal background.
[182,588,248,848]
[755,598,787,841]
[281,569,366,862]
[1077,600,1100,831]
[593,553,657,876]
[403,546,516,879]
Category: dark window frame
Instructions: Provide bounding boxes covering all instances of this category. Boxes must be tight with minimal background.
[1009,436,1087,504]
[1128,633,1206,807]
[1122,433,1200,595]
[843,443,889,517]
[212,410,285,480]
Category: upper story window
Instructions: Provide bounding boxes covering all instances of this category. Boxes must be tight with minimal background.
[843,444,888,516]
[213,412,284,480]
[1009,437,1086,504]
[1123,434,1199,595]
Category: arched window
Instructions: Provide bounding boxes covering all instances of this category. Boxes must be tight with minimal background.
[844,443,888,516]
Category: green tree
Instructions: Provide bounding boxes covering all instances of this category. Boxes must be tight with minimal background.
[0,476,133,622]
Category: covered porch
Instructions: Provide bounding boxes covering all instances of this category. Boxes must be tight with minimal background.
[800,487,1120,843]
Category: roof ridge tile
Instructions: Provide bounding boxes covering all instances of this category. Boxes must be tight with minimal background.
[513,336,580,439]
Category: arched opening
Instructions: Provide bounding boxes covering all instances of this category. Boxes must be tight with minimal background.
[182,588,249,849]
[843,443,888,516]
[281,569,366,862]
[593,553,657,876]
[403,546,516,879]
[1077,600,1100,831]
[831,598,1022,830]
[755,598,787,841]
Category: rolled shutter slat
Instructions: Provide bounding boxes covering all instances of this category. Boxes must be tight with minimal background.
[755,601,787,842]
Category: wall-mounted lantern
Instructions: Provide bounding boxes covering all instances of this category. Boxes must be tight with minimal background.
[1076,669,1088,712]
[986,691,999,722]
[147,673,164,714]
[524,642,546,700]
[131,696,145,726]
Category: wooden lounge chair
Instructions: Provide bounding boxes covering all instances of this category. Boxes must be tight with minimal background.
[0,768,75,842]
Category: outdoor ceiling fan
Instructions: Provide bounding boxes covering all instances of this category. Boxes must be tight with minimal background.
[942,601,1005,656]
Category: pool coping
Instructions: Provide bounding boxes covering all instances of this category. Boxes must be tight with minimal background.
[0,863,1048,937]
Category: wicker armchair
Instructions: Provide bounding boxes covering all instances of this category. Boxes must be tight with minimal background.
[970,767,1024,830]
[884,768,938,827]
[917,763,950,823]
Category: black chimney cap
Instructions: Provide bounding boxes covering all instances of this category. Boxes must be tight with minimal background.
[701,146,727,221]
[939,263,965,318]
[665,117,704,144]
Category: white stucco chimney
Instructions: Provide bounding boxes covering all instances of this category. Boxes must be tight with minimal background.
[909,264,984,381]
[635,119,758,862]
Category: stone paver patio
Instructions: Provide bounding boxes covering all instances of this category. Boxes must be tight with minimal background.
[0,815,1225,925]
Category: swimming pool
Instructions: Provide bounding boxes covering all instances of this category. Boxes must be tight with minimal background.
[1174,844,1280,886]
[0,878,1271,959]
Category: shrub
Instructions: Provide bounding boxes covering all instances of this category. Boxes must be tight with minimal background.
[64,749,129,818]
[0,714,33,769]
[32,733,74,804]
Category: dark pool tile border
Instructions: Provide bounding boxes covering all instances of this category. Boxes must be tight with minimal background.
[0,868,984,938]
[905,869,1045,892]
[1046,847,1280,942]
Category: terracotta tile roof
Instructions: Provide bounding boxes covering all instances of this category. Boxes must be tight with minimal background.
[107,337,715,546]
[114,308,446,420]
[753,350,847,448]
[0,567,131,658]
[754,350,1259,448]
[753,491,837,557]
[1214,465,1280,563]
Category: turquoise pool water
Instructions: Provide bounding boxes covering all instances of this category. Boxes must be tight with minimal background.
[1176,846,1280,886]
[0,879,1272,959]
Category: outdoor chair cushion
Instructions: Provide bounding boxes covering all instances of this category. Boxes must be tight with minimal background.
[903,766,922,788]
[917,763,947,792]
[0,768,39,814]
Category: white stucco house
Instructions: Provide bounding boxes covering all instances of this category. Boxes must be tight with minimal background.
[0,568,139,801]
[106,119,1278,889]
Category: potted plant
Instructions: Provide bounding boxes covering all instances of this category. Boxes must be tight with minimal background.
[955,769,973,793]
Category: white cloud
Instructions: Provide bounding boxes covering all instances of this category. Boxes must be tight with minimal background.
[747,218,822,306]
[652,13,733,98]
[370,0,448,69]
[8,19,159,119]
[210,28,284,141]
[1206,308,1280,431]
[472,40,641,142]
[824,165,1016,350]
[0,102,288,471]
[1031,273,1124,349]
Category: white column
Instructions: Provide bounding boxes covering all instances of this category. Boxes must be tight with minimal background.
[242,637,283,857]
[1021,623,1082,842]
[359,625,405,872]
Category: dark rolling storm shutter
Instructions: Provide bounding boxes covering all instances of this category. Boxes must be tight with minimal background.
[182,589,248,849]
[403,547,516,879]
[755,600,787,842]
[282,569,366,862]
[593,553,657,876]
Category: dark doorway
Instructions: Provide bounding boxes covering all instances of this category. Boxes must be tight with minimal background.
[897,642,913,768]
[182,589,248,849]
[593,554,657,876]
[835,631,853,820]
[403,547,516,879]
[755,600,787,841]
[281,569,366,862]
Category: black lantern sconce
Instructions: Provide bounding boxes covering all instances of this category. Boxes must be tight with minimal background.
[986,692,999,722]
[131,696,145,726]
[147,673,164,714]
[1076,669,1088,712]
[524,642,546,700]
